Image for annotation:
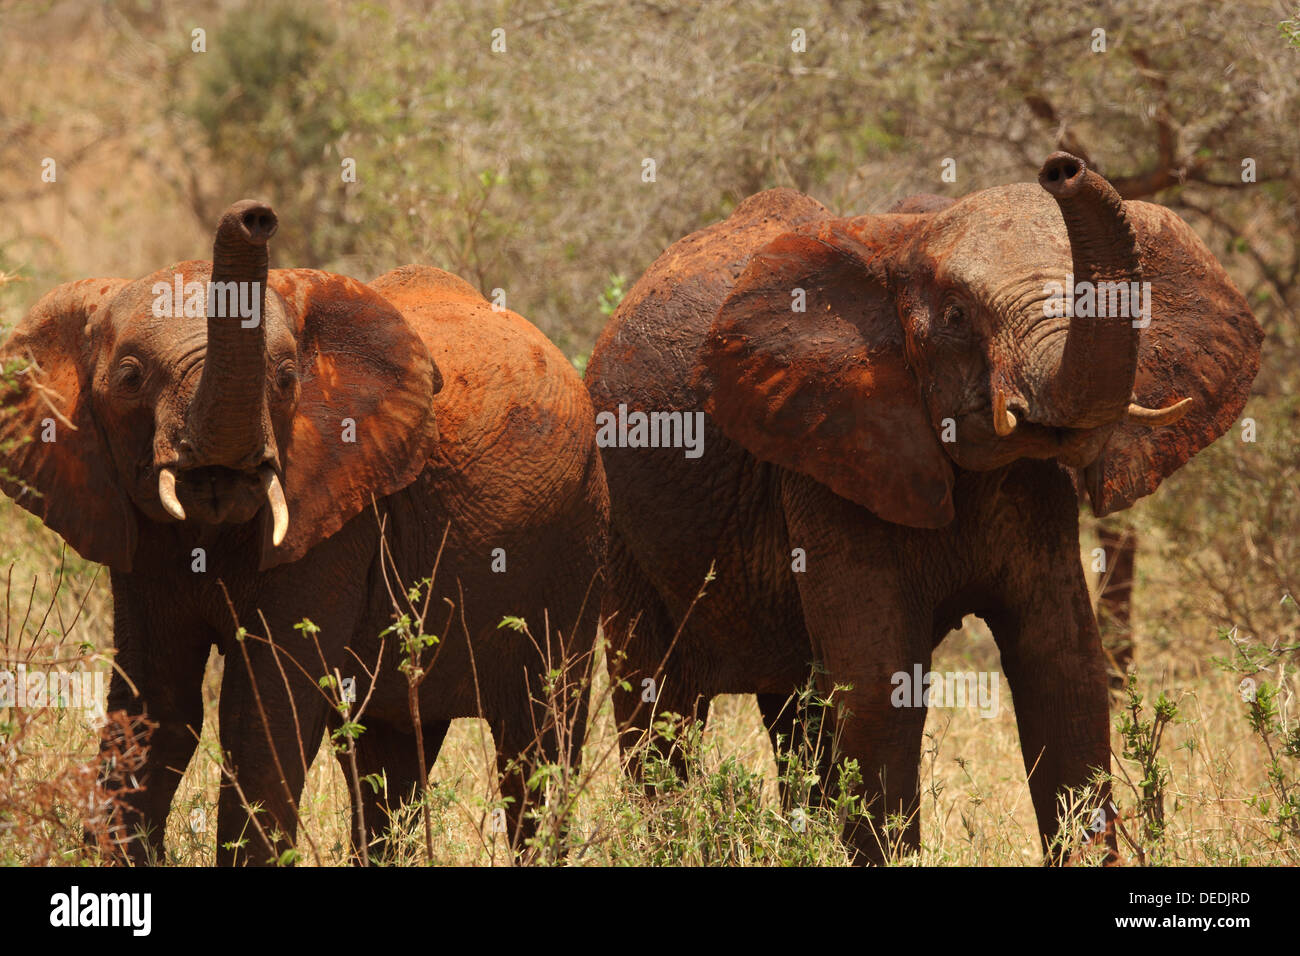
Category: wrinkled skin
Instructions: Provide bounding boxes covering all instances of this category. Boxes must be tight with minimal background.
[0,205,608,865]
[586,155,1261,863]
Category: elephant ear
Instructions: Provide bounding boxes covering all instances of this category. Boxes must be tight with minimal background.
[0,278,138,570]
[693,216,954,528]
[262,269,442,568]
[1084,202,1264,515]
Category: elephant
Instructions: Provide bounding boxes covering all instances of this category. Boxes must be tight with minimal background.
[0,200,608,864]
[585,152,1262,863]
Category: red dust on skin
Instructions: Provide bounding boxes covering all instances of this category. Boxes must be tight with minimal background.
[312,353,340,401]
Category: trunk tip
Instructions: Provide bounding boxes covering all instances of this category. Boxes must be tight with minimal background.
[218,200,278,246]
[1038,152,1087,198]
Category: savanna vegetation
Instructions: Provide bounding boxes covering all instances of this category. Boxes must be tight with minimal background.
[1,0,1297,865]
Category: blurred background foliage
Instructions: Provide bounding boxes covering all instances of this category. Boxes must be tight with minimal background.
[0,0,1296,653]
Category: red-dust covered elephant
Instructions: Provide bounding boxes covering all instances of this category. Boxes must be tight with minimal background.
[586,154,1261,863]
[0,201,608,864]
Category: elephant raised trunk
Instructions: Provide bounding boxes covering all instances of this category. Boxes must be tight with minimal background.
[186,200,278,469]
[1034,152,1144,430]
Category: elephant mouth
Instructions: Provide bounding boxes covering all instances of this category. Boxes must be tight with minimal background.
[946,404,1113,470]
[999,417,1111,467]
[947,384,1195,472]
[154,463,289,543]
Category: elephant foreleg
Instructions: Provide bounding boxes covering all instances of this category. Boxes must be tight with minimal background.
[989,479,1115,863]
[215,633,329,866]
[94,598,209,866]
[782,473,931,864]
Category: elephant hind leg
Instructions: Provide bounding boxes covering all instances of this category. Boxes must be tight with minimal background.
[758,689,833,811]
[603,529,708,789]
[487,637,598,863]
[1095,524,1137,689]
[343,717,450,864]
[491,709,541,859]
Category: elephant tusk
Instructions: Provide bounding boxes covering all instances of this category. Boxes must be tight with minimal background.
[260,466,290,547]
[158,467,186,521]
[1125,396,1193,427]
[993,389,1018,437]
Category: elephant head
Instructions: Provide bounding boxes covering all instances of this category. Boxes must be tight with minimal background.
[694,153,1263,526]
[0,201,441,571]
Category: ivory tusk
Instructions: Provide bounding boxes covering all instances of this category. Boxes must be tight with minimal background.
[158,467,186,521]
[1125,396,1193,427]
[260,467,290,547]
[993,389,1018,437]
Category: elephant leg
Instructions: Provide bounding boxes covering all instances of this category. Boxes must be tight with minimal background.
[602,528,708,788]
[757,689,832,811]
[530,662,594,859]
[490,702,542,855]
[1096,523,1137,688]
[534,586,599,777]
[490,678,597,860]
[94,601,210,865]
[613,676,709,794]
[536,664,591,775]
[989,471,1115,863]
[215,634,330,866]
[796,624,930,864]
[345,717,450,863]
[987,568,1114,863]
[782,474,930,864]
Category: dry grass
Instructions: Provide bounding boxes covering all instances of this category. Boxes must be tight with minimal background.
[2,511,1296,866]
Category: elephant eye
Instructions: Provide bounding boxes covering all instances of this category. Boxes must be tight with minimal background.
[115,356,144,393]
[275,359,299,392]
[943,303,965,325]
